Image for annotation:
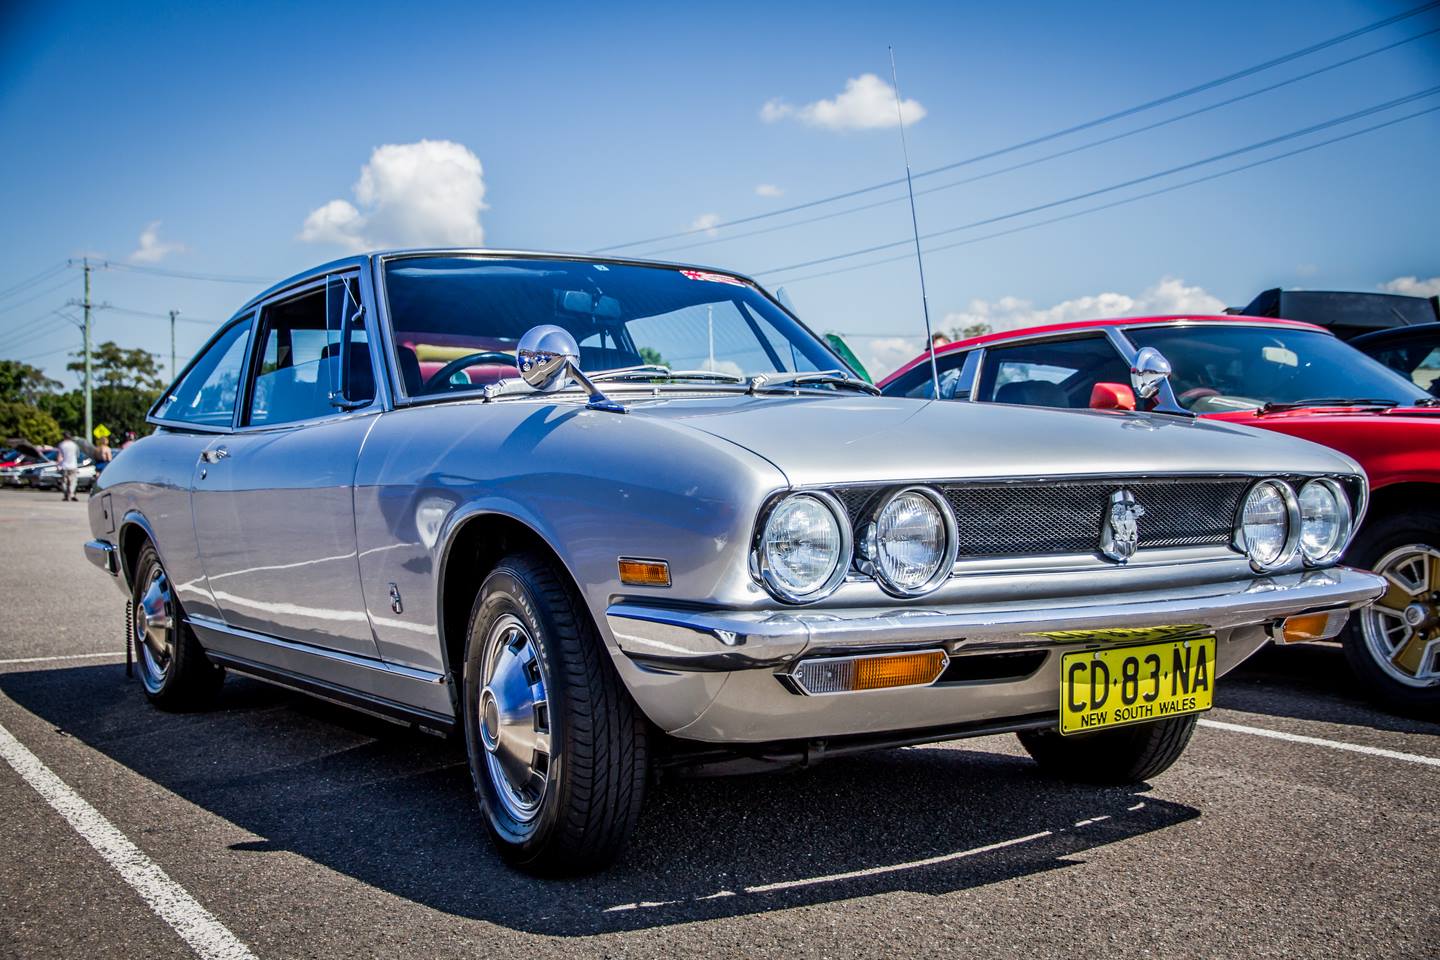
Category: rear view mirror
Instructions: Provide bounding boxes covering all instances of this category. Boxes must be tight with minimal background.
[559,290,621,319]
[1090,382,1137,411]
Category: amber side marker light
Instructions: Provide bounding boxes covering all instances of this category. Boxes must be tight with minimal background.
[1279,610,1349,643]
[618,558,671,587]
[792,650,949,695]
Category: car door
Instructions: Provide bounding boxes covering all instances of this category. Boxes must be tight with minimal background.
[190,272,383,658]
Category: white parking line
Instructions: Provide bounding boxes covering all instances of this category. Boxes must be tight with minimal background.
[0,652,125,666]
[1199,718,1440,768]
[0,717,257,960]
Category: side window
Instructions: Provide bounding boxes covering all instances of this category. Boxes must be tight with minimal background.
[153,316,252,428]
[246,287,336,426]
[881,350,978,400]
[977,336,1130,408]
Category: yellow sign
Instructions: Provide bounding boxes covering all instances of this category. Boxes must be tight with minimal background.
[1059,636,1215,735]
[92,424,111,439]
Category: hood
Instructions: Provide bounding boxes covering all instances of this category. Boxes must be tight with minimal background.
[624,394,1360,486]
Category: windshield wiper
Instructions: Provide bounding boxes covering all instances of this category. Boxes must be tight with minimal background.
[588,365,744,384]
[747,369,880,396]
[1260,397,1400,413]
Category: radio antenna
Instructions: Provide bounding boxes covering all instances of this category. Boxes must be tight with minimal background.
[888,46,940,399]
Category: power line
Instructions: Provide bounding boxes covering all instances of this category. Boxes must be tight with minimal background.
[755,85,1440,277]
[0,275,79,316]
[93,260,272,285]
[593,0,1440,253]
[106,304,216,325]
[638,24,1440,259]
[0,261,68,303]
[776,103,1440,287]
[0,309,75,353]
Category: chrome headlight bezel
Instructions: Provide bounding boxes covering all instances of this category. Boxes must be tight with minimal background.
[1234,479,1300,572]
[1297,478,1352,567]
[754,491,852,604]
[858,485,959,598]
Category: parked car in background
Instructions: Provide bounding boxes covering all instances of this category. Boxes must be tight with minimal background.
[880,315,1439,713]
[1352,322,1440,398]
[85,252,1382,872]
[0,448,57,486]
[1229,288,1440,340]
[32,457,97,493]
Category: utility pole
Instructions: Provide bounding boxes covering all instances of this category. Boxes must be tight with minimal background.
[82,258,93,443]
[169,310,178,380]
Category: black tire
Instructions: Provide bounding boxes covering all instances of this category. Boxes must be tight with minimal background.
[1017,714,1198,784]
[130,541,223,710]
[462,552,647,875]
[1340,510,1440,715]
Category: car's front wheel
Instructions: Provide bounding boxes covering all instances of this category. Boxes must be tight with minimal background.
[131,541,224,709]
[1017,715,1197,783]
[1343,510,1440,715]
[462,552,648,874]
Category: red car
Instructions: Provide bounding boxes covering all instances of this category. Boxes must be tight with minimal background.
[881,315,1439,712]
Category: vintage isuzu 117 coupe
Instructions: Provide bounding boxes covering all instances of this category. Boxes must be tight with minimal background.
[84,251,1384,873]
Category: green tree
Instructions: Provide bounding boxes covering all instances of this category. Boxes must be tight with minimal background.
[948,321,992,341]
[36,390,83,435]
[638,346,667,367]
[68,341,165,391]
[0,360,61,404]
[0,401,62,446]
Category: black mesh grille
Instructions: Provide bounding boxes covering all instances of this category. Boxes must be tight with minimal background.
[840,478,1250,558]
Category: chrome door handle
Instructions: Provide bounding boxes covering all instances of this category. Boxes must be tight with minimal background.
[200,447,230,463]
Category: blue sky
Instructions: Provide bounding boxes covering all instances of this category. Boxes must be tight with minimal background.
[1,0,1437,384]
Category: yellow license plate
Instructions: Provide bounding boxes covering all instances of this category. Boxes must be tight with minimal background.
[1059,636,1215,735]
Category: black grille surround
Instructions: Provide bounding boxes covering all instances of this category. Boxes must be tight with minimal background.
[834,476,1269,560]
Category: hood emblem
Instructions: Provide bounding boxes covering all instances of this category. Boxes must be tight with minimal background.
[1100,489,1145,564]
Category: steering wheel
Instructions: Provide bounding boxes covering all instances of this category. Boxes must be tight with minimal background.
[1177,386,1221,405]
[420,352,517,393]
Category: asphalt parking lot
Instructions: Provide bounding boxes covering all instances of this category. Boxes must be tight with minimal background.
[0,489,1436,960]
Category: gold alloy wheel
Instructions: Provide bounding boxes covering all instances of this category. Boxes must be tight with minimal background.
[1361,544,1440,688]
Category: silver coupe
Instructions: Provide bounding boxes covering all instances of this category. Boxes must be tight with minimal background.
[83,250,1385,873]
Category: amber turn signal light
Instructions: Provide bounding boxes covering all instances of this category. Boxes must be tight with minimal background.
[618,558,671,587]
[1279,610,1348,643]
[791,650,948,695]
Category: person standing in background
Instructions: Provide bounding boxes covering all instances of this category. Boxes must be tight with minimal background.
[96,435,113,464]
[56,434,80,502]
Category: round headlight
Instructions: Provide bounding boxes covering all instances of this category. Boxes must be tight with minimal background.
[758,493,849,602]
[865,487,957,596]
[1297,479,1350,565]
[1238,480,1296,569]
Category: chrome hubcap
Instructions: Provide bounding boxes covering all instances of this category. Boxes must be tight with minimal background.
[1361,544,1440,688]
[136,567,174,689]
[478,614,551,822]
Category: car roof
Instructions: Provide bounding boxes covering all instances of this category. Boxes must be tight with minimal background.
[879,314,1329,387]
[236,248,760,318]
[1350,321,1440,347]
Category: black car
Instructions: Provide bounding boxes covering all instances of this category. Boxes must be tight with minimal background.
[1230,288,1440,341]
[1352,322,1440,398]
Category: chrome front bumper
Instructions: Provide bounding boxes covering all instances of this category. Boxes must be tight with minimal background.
[605,566,1385,743]
[84,538,119,577]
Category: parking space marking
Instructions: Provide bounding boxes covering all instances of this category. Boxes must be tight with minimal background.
[0,652,124,666]
[0,716,257,960]
[1200,718,1440,768]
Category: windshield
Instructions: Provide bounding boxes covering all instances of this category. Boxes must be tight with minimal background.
[382,256,841,397]
[1127,325,1428,411]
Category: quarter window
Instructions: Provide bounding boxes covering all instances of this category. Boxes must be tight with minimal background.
[152,316,252,428]
[881,349,979,400]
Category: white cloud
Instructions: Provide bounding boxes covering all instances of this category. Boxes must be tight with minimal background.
[1380,275,1440,297]
[688,212,722,236]
[760,74,926,132]
[755,183,784,198]
[858,336,922,379]
[129,221,186,263]
[941,277,1225,336]
[299,139,487,250]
